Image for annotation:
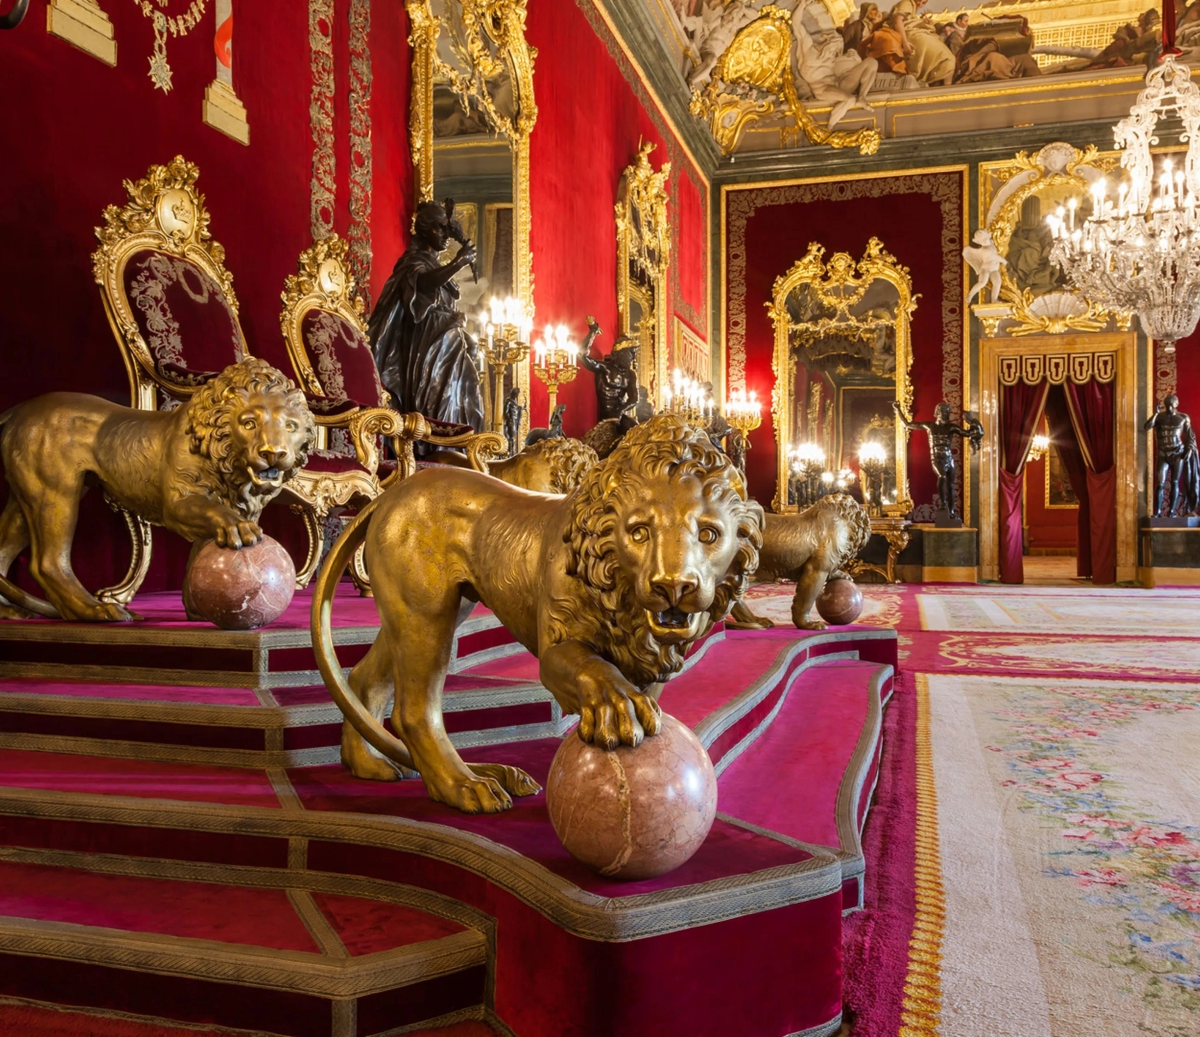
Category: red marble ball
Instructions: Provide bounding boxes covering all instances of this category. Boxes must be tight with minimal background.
[545,713,717,881]
[816,576,863,626]
[186,535,296,630]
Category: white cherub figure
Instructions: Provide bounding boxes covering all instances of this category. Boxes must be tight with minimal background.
[963,228,1006,305]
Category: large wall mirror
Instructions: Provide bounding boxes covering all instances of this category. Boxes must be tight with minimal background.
[616,143,670,405]
[769,238,917,514]
[407,0,536,431]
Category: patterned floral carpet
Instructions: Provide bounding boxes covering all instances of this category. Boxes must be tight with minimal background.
[745,578,1200,1037]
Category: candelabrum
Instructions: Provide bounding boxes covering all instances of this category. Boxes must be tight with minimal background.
[478,296,532,436]
[858,441,888,517]
[531,324,580,420]
[1027,432,1050,463]
[725,386,762,437]
[663,368,716,425]
[1048,54,1200,353]
[789,442,826,509]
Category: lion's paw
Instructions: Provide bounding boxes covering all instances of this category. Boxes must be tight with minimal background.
[470,763,542,798]
[796,618,828,631]
[430,775,513,814]
[70,601,136,623]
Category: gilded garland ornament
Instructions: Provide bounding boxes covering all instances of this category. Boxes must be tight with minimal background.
[134,0,208,94]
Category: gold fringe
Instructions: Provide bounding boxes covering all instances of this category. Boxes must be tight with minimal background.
[900,674,945,1037]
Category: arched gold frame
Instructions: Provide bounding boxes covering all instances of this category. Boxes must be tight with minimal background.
[406,0,536,430]
[769,238,917,513]
[616,142,671,405]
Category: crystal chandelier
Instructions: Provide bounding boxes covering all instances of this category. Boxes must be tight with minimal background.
[1048,50,1200,353]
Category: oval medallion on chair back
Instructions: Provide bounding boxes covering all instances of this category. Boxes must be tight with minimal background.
[123,249,245,388]
[300,308,387,415]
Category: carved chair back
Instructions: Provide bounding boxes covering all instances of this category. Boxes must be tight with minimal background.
[93,156,248,409]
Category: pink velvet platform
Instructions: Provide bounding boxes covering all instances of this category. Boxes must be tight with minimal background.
[0,588,898,1037]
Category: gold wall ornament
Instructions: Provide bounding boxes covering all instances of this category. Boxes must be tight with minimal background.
[768,237,917,515]
[133,0,208,94]
[311,414,765,814]
[0,359,316,623]
[347,0,374,296]
[977,142,1128,337]
[688,5,878,158]
[616,142,671,405]
[309,0,336,241]
[47,0,116,66]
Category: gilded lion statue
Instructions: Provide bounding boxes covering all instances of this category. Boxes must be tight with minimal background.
[487,437,598,494]
[313,414,764,814]
[0,358,315,622]
[729,493,871,631]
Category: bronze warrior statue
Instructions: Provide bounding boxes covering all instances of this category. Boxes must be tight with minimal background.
[369,199,484,430]
[1144,394,1200,518]
[525,403,566,446]
[503,386,524,457]
[579,316,639,420]
[893,400,982,520]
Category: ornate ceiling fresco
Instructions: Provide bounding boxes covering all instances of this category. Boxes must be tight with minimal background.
[634,0,1194,155]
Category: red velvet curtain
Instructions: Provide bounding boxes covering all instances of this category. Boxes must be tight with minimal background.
[1064,379,1117,584]
[1044,387,1093,577]
[999,380,1051,583]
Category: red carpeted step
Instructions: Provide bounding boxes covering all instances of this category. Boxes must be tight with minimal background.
[0,856,489,1037]
[716,658,893,910]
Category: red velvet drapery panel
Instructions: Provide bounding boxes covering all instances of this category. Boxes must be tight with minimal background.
[998,380,1050,584]
[1044,386,1093,577]
[1064,379,1117,584]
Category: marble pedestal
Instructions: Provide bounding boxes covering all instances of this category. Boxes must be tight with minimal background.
[1138,524,1200,586]
[910,524,978,583]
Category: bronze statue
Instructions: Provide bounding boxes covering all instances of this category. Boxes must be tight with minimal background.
[634,385,655,424]
[312,415,764,814]
[1145,394,1200,518]
[525,403,566,446]
[893,400,982,520]
[369,199,484,430]
[0,359,315,622]
[729,494,871,630]
[579,316,639,420]
[502,386,524,457]
[488,438,598,494]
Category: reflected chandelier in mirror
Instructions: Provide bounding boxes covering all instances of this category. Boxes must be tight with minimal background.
[769,237,917,515]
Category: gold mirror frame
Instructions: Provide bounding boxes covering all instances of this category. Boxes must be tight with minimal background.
[616,142,671,405]
[976,143,1132,337]
[407,0,536,429]
[769,237,916,514]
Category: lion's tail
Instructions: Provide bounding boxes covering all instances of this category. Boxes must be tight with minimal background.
[310,498,418,772]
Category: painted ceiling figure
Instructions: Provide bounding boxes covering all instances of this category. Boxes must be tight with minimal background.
[368,200,484,431]
[683,0,769,89]
[793,0,877,130]
[579,317,640,421]
[889,0,956,86]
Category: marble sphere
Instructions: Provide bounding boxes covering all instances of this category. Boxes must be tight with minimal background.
[545,713,716,880]
[816,576,863,626]
[186,536,296,630]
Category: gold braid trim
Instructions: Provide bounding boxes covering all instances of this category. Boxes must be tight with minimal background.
[902,674,945,1036]
[309,0,336,240]
[347,0,374,300]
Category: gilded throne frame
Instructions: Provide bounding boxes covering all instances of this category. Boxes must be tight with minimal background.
[406,0,537,436]
[769,237,917,515]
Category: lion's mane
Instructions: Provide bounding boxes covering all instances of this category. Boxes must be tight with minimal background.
[185,358,316,519]
[560,414,764,686]
[535,437,599,494]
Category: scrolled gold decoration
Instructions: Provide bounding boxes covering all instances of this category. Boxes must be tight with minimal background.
[616,142,671,404]
[309,0,336,240]
[689,5,879,157]
[768,237,917,516]
[347,0,374,296]
[979,143,1129,337]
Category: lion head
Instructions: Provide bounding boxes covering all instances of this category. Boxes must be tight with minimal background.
[185,358,316,519]
[562,414,764,686]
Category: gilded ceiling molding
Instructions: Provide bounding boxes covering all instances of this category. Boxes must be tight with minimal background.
[572,0,707,332]
[347,0,374,300]
[725,171,963,428]
[309,0,337,241]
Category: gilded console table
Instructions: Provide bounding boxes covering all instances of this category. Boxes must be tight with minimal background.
[845,517,911,584]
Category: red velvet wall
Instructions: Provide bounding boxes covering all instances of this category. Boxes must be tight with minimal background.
[722,171,965,510]
[526,0,709,436]
[1024,456,1078,551]
[0,0,410,589]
